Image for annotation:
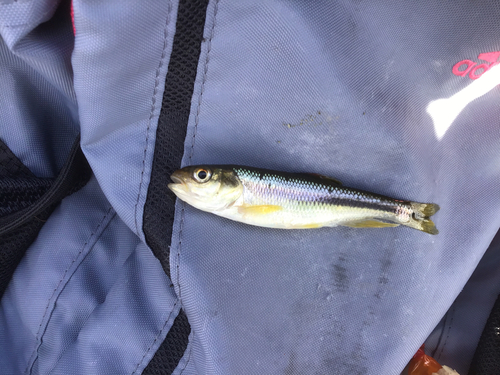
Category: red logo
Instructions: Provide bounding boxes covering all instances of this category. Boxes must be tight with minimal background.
[452,51,500,80]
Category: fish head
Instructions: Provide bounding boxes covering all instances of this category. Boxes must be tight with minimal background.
[168,166,243,212]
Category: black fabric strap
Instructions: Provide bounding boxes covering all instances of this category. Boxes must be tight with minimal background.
[0,136,91,298]
[468,294,500,375]
[142,0,210,372]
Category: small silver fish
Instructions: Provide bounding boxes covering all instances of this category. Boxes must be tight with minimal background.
[168,165,439,234]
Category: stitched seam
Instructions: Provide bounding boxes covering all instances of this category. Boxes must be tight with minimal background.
[430,311,448,358]
[175,0,219,358]
[134,0,173,236]
[25,207,115,375]
[176,205,185,302]
[131,299,179,375]
[178,331,195,375]
[436,305,455,361]
[177,0,219,306]
[175,2,218,369]
[188,0,220,162]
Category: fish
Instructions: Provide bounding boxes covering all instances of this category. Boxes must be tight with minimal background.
[168,165,440,234]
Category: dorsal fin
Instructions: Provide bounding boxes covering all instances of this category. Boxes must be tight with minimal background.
[300,173,342,185]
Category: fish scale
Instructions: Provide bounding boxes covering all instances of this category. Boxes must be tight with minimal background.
[235,167,401,216]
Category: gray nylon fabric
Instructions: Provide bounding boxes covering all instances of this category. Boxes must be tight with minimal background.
[426,231,500,372]
[0,0,78,178]
[1,0,500,374]
[0,178,180,374]
[170,1,500,374]
[0,0,182,374]
[73,0,178,238]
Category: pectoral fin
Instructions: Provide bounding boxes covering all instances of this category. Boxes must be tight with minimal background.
[286,222,323,229]
[238,204,283,215]
[341,219,400,228]
[301,223,323,229]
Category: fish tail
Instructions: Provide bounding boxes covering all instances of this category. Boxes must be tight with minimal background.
[404,202,440,235]
[411,202,440,217]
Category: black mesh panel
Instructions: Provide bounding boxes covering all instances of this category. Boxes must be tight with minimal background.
[0,177,53,217]
[468,295,500,375]
[142,0,210,372]
[0,139,34,177]
[143,309,191,374]
[143,0,209,280]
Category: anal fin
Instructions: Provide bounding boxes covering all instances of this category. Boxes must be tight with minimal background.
[342,219,400,228]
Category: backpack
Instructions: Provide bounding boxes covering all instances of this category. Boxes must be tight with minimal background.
[1,1,499,374]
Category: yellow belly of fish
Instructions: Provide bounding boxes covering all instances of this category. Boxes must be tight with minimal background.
[215,203,400,229]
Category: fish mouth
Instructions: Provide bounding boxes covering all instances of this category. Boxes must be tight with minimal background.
[170,175,185,185]
[168,174,189,194]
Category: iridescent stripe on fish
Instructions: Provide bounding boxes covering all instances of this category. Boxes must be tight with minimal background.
[233,166,412,220]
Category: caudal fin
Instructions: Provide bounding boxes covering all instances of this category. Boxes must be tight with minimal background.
[404,202,440,235]
[411,203,440,217]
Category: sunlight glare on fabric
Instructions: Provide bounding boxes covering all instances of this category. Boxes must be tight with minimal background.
[427,64,500,140]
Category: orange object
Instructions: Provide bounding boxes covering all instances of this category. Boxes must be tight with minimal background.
[408,345,442,375]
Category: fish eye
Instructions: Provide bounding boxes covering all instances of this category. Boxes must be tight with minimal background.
[193,168,212,183]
